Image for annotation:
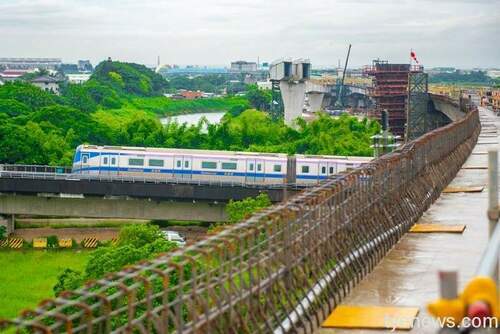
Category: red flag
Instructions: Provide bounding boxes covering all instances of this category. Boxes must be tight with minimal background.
[410,51,419,64]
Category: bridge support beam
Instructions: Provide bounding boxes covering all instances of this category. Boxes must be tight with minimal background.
[308,92,325,113]
[0,194,227,222]
[0,214,14,236]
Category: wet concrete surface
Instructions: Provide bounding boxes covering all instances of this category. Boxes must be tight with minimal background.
[318,107,497,333]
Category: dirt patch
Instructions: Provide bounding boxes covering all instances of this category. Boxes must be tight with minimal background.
[13,228,120,242]
[14,226,208,245]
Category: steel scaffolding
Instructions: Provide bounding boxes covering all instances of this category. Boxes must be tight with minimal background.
[364,60,423,138]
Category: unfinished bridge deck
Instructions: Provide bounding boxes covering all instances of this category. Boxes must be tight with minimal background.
[318,106,496,334]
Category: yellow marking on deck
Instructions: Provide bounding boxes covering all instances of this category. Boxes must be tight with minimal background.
[322,305,419,330]
[461,166,488,170]
[410,224,466,233]
[443,186,484,193]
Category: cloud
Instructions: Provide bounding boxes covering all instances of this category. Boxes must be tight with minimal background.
[0,0,498,68]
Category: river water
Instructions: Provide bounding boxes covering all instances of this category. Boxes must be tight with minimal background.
[160,111,226,126]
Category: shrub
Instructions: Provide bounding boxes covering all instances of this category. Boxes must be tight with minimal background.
[46,235,59,248]
[117,224,163,249]
[53,269,84,296]
[0,226,6,240]
[226,193,272,224]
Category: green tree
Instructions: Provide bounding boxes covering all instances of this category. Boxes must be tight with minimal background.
[53,269,83,296]
[0,81,56,110]
[117,224,163,249]
[245,84,271,111]
[226,193,272,223]
[60,84,97,113]
[0,99,31,117]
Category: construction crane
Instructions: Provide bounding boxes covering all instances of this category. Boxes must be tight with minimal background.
[334,44,352,109]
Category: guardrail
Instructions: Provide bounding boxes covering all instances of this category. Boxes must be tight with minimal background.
[0,167,350,190]
[0,169,301,190]
[0,102,480,333]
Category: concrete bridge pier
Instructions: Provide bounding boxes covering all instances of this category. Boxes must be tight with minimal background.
[280,81,306,126]
[0,214,14,236]
[308,92,325,112]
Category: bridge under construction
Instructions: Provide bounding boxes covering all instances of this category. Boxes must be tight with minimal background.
[2,89,497,333]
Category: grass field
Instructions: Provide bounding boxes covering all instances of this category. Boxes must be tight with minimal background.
[0,250,90,320]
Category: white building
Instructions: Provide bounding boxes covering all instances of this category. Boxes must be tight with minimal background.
[487,69,500,79]
[230,61,257,73]
[30,76,61,95]
[67,73,91,84]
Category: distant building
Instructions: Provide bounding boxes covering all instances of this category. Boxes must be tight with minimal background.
[257,80,272,90]
[30,76,61,95]
[58,63,79,74]
[67,73,91,84]
[180,90,203,99]
[171,90,203,100]
[230,61,257,73]
[78,60,93,72]
[0,69,31,81]
[487,69,500,79]
[0,58,62,70]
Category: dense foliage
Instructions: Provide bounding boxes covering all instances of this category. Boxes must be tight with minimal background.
[91,61,167,96]
[54,224,177,296]
[0,60,379,167]
[246,84,271,111]
[429,70,493,85]
[226,193,272,223]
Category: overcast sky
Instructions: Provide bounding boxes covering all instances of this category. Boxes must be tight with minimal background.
[0,0,499,68]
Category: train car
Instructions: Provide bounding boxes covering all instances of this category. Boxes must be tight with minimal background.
[72,145,289,185]
[72,145,372,186]
[296,155,373,184]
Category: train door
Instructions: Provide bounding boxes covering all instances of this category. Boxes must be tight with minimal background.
[182,156,192,179]
[174,156,183,179]
[101,155,111,175]
[255,159,265,183]
[81,152,90,174]
[246,159,256,183]
[319,162,328,181]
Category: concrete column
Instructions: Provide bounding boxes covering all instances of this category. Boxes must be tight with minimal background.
[307,92,325,113]
[0,214,14,236]
[280,81,306,127]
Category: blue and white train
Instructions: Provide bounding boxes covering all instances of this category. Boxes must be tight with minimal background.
[71,145,372,185]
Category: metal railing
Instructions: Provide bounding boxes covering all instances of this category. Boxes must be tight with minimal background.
[0,165,340,190]
[0,104,480,333]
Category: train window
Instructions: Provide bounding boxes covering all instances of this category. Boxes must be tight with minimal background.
[103,157,108,164]
[82,155,88,163]
[329,167,334,174]
[176,160,181,168]
[321,166,326,174]
[221,162,237,170]
[273,164,282,172]
[249,163,254,171]
[185,160,189,168]
[129,158,144,166]
[301,165,310,173]
[111,157,116,165]
[257,164,262,171]
[202,161,217,169]
[149,159,164,167]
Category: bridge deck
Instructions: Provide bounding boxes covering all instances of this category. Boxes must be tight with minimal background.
[318,107,496,333]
